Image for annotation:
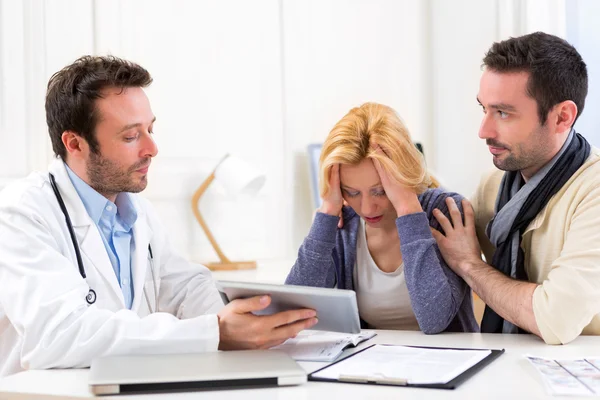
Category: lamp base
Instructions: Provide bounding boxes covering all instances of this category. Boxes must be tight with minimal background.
[206,261,257,271]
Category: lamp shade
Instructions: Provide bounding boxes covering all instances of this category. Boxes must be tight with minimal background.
[214,154,265,196]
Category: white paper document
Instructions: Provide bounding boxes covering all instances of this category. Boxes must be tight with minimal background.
[526,355,600,396]
[271,330,377,362]
[311,344,491,384]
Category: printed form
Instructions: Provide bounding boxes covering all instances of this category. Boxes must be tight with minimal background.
[527,355,600,396]
[271,330,376,362]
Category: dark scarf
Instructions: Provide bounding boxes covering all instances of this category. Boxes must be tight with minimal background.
[481,130,591,333]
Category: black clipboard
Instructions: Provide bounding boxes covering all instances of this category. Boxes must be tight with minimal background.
[308,343,505,389]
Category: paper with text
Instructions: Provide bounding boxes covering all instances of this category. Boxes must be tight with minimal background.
[526,355,600,396]
[271,330,376,362]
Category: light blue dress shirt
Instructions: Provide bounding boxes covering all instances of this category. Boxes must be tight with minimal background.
[66,164,137,309]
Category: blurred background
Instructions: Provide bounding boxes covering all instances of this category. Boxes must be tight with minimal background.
[0,0,598,265]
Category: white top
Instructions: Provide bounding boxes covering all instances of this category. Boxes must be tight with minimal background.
[353,219,420,330]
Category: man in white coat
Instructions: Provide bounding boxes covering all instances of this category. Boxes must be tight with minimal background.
[0,55,318,377]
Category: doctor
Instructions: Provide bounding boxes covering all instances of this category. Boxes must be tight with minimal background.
[0,55,318,377]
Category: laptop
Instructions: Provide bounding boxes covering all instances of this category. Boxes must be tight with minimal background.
[89,350,307,395]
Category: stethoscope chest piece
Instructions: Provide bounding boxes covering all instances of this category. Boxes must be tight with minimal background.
[86,289,97,305]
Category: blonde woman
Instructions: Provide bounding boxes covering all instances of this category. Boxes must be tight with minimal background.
[286,103,478,333]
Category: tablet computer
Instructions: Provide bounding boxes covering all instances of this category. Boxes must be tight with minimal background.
[215,281,360,334]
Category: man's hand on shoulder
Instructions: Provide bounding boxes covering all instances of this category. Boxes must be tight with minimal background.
[431,197,483,275]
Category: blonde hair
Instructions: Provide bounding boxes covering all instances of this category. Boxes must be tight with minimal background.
[320,102,438,197]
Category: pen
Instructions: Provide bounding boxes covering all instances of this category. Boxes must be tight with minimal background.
[338,374,408,386]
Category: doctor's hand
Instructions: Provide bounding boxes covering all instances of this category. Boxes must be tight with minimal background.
[217,295,318,350]
[319,164,345,228]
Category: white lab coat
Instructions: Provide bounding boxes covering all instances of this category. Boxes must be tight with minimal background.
[0,160,225,377]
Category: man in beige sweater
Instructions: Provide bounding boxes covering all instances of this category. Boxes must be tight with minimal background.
[431,32,600,345]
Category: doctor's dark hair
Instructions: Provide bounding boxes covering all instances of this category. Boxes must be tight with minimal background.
[45,55,153,159]
[482,31,587,127]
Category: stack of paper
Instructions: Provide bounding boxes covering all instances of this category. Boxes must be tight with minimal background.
[526,355,600,396]
[271,330,377,362]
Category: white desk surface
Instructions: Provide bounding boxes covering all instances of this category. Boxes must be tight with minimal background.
[1,331,599,400]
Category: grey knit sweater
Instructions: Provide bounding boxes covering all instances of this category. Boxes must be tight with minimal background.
[286,188,479,334]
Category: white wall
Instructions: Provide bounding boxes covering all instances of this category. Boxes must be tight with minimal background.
[429,0,498,198]
[0,0,574,265]
[0,0,97,185]
[567,0,600,146]
[92,0,289,263]
[282,0,432,248]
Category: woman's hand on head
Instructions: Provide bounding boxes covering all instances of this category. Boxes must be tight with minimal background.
[371,145,422,217]
[319,164,345,227]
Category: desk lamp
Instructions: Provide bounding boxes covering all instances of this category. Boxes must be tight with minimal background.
[191,154,265,270]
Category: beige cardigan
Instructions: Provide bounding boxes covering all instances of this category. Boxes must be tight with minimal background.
[472,148,600,345]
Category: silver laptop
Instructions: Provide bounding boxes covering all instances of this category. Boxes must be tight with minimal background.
[89,350,306,395]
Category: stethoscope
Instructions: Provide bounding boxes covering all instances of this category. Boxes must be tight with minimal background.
[49,173,158,312]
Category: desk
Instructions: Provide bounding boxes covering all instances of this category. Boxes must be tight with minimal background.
[1,331,599,399]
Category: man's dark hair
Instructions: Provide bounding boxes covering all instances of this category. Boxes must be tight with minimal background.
[483,31,588,126]
[45,55,153,159]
